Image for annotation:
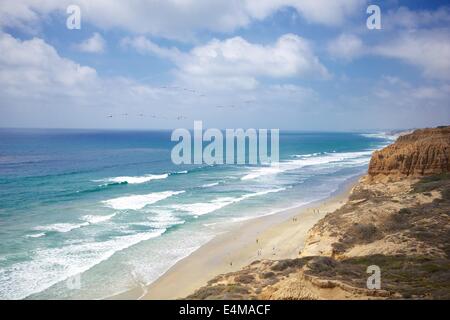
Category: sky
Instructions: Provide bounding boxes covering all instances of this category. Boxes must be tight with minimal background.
[0,0,449,131]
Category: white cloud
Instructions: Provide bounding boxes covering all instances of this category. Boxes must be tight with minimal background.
[124,34,330,89]
[325,6,450,80]
[0,31,322,129]
[246,0,366,26]
[0,31,154,113]
[0,32,97,98]
[0,30,447,131]
[179,34,330,88]
[383,6,450,30]
[76,33,106,54]
[374,29,450,80]
[328,27,450,80]
[327,33,364,61]
[184,34,328,78]
[372,78,450,110]
[121,36,181,60]
[1,2,447,130]
[373,5,450,80]
[411,84,450,100]
[0,0,366,39]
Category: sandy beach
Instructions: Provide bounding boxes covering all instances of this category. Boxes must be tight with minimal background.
[115,177,359,300]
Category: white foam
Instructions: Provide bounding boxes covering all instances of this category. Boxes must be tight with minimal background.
[202,222,220,227]
[34,222,89,233]
[201,182,219,188]
[103,174,169,185]
[0,229,166,300]
[360,132,398,141]
[241,166,283,180]
[81,213,116,224]
[25,232,46,238]
[229,216,255,223]
[103,191,185,210]
[31,214,116,236]
[169,188,285,217]
[146,213,185,229]
[170,198,235,216]
[241,151,373,180]
[293,152,322,158]
[133,207,187,229]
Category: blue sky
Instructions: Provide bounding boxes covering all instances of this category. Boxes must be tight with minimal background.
[0,0,449,130]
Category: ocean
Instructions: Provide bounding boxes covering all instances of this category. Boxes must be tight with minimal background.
[0,128,394,299]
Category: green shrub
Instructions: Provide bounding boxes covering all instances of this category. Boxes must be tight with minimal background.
[441,188,450,200]
[398,208,412,215]
[347,223,380,243]
[412,173,450,193]
[260,271,275,279]
[234,274,254,284]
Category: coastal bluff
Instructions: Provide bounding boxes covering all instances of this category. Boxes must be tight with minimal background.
[186,126,450,300]
[368,126,450,178]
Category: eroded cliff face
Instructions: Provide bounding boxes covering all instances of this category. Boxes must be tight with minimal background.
[368,126,450,178]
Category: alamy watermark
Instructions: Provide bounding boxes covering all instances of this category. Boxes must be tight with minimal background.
[367,4,381,30]
[66,4,81,30]
[366,265,381,290]
[171,121,279,165]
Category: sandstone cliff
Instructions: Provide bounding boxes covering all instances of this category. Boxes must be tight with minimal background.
[368,126,450,178]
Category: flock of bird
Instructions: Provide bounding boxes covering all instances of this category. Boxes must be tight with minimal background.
[106,85,257,119]
[106,113,187,120]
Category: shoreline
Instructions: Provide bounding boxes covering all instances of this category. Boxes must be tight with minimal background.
[115,174,361,300]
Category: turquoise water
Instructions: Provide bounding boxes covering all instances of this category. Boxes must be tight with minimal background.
[0,129,393,299]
